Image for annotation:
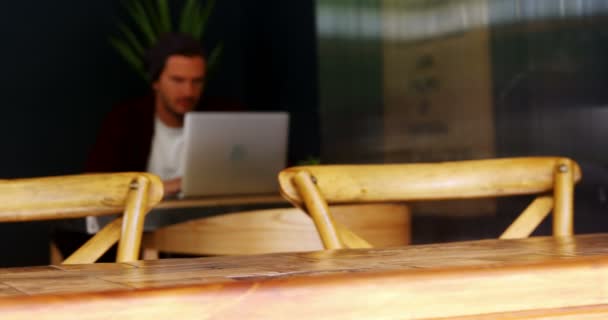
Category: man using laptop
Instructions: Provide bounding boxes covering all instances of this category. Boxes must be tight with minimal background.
[86,33,239,197]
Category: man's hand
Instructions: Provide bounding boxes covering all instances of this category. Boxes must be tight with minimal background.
[163,177,182,197]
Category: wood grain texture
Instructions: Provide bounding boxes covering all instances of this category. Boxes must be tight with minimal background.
[279,157,581,246]
[0,234,608,319]
[294,171,373,249]
[0,173,163,221]
[278,157,582,204]
[62,218,123,264]
[500,196,553,239]
[156,194,286,210]
[293,171,344,249]
[143,204,410,256]
[117,175,150,262]
[0,172,164,264]
[49,241,63,265]
[553,158,574,236]
[430,304,608,320]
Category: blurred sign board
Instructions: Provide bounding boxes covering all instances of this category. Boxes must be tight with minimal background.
[382,0,495,216]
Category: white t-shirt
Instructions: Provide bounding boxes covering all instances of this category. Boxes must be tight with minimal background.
[146,117,184,180]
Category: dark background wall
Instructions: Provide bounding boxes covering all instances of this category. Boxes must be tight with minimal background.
[0,1,319,267]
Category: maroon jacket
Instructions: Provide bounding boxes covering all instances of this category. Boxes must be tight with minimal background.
[85,94,242,173]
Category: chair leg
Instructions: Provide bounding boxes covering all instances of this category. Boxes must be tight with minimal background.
[142,248,160,260]
[63,218,123,264]
[49,241,63,265]
[500,196,553,239]
[117,176,151,262]
[141,232,159,260]
[293,171,343,249]
[553,159,574,237]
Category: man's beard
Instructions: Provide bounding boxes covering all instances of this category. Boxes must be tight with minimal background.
[160,94,193,122]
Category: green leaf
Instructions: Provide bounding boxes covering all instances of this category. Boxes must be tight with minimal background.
[141,0,163,35]
[194,1,209,38]
[207,43,223,72]
[190,1,205,39]
[297,156,321,165]
[197,0,216,39]
[124,0,158,46]
[109,37,148,81]
[116,23,146,56]
[189,2,209,38]
[156,0,172,34]
[204,44,223,81]
[179,0,198,35]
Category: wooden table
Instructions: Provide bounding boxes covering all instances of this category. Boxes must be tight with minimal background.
[156,193,287,210]
[74,193,288,235]
[4,234,608,319]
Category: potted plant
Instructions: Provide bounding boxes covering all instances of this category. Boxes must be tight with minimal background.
[109,0,222,82]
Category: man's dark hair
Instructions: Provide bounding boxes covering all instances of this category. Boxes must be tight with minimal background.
[145,33,206,82]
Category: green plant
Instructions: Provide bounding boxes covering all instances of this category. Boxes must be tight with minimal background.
[109,0,222,82]
[297,156,321,166]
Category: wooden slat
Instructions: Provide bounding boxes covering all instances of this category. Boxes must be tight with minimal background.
[62,218,123,264]
[3,277,132,296]
[0,173,163,222]
[54,263,136,272]
[0,283,24,297]
[553,158,574,236]
[117,176,150,262]
[335,223,373,249]
[49,241,63,265]
[156,194,286,210]
[0,266,62,278]
[0,172,164,264]
[293,171,344,249]
[279,157,582,205]
[500,196,553,239]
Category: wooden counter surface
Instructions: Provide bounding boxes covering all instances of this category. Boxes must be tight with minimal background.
[3,234,608,319]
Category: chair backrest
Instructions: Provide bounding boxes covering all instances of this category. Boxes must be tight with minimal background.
[0,172,164,264]
[278,157,582,250]
[142,203,410,256]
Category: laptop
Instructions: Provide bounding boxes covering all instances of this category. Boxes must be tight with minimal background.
[180,112,289,198]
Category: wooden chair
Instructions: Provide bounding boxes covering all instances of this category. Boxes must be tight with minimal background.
[142,203,410,257]
[278,157,582,249]
[0,172,163,264]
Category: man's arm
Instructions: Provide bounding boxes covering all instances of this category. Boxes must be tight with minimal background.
[163,177,182,196]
